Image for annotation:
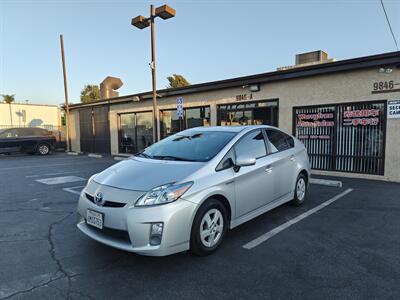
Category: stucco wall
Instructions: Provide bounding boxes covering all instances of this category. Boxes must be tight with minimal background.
[0,103,61,128]
[70,65,400,182]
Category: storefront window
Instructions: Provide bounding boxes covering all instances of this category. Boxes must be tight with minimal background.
[293,101,386,175]
[160,106,210,138]
[218,100,278,127]
[119,112,153,154]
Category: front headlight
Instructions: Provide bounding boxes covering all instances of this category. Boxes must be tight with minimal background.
[135,181,193,207]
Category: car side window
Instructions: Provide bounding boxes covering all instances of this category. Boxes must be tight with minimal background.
[235,130,267,159]
[266,129,294,153]
[2,129,20,138]
[216,148,235,171]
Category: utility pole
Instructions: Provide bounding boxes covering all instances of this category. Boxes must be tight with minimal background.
[60,34,71,152]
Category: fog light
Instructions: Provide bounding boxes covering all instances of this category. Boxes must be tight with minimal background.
[150,222,163,246]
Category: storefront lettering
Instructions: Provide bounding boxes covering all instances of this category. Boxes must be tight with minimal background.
[235,94,253,101]
[343,109,380,126]
[296,111,335,128]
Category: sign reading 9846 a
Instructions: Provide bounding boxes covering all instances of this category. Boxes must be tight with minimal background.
[388,100,400,119]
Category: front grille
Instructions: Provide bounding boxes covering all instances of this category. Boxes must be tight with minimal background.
[88,224,131,244]
[85,193,126,208]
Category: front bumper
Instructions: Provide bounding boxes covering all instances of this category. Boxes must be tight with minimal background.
[76,187,197,256]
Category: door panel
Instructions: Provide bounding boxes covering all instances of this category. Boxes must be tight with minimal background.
[266,149,296,200]
[79,106,111,154]
[234,156,274,217]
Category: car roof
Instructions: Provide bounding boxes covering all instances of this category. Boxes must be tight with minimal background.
[179,125,276,134]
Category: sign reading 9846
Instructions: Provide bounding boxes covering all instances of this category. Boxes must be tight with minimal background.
[372,80,400,93]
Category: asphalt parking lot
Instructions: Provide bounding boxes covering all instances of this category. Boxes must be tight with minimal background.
[0,153,399,300]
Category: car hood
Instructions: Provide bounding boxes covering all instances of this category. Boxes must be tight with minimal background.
[93,157,204,191]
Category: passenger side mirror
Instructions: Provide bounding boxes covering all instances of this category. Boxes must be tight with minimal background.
[234,155,256,172]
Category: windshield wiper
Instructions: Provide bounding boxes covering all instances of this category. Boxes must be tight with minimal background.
[135,152,153,159]
[152,155,195,162]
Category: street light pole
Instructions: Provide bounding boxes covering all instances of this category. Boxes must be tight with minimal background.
[131,4,176,143]
[150,4,158,143]
[60,34,71,152]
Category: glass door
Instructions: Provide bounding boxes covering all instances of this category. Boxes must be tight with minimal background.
[119,112,153,154]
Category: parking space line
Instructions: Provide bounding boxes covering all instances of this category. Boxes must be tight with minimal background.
[63,185,85,195]
[25,171,78,178]
[242,188,353,250]
[36,176,86,185]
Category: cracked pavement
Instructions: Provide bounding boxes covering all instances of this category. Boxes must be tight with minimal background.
[0,153,400,299]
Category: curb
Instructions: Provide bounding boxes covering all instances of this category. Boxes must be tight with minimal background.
[114,156,128,161]
[88,153,103,158]
[67,152,80,156]
[310,178,342,188]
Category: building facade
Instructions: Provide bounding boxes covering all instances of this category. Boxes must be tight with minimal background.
[69,51,400,182]
[0,102,61,129]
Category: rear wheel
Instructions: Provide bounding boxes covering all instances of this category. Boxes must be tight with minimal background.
[37,143,50,155]
[292,173,307,206]
[190,199,228,256]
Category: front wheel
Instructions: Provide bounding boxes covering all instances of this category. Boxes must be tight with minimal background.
[37,143,50,155]
[292,173,307,206]
[190,199,228,256]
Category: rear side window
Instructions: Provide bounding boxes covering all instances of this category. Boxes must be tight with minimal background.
[234,130,267,159]
[266,129,294,153]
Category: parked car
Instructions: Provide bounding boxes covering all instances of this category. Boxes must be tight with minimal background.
[0,127,55,155]
[77,125,310,256]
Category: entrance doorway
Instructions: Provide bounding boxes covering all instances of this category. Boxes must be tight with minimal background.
[118,111,153,154]
[217,100,278,127]
[79,106,111,154]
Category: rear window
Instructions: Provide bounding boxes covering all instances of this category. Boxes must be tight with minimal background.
[139,131,236,162]
[266,129,294,152]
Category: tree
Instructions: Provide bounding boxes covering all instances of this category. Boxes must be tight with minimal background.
[166,74,190,88]
[1,94,15,126]
[80,85,100,103]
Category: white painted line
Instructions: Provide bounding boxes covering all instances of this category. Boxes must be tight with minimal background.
[63,185,85,195]
[88,153,103,158]
[26,171,78,178]
[310,178,342,187]
[242,188,353,250]
[36,176,86,185]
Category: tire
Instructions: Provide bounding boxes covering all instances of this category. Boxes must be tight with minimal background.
[292,173,307,206]
[36,143,50,155]
[190,199,228,256]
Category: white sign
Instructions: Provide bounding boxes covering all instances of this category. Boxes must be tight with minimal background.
[177,97,183,119]
[388,100,400,119]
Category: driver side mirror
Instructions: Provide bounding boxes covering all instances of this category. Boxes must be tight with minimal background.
[234,155,256,172]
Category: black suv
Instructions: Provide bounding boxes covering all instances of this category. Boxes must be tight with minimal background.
[0,128,56,155]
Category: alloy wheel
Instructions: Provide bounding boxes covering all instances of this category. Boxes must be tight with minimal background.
[200,208,224,248]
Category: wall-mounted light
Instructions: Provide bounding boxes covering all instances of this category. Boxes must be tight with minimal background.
[249,84,260,92]
[378,67,393,73]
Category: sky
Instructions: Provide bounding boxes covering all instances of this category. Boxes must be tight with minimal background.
[0,0,399,106]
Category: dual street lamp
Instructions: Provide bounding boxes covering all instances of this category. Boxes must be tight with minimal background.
[131,4,176,143]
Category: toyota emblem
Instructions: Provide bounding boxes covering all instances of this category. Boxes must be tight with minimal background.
[94,192,104,206]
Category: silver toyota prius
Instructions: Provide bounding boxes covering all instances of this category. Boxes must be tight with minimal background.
[77,125,310,256]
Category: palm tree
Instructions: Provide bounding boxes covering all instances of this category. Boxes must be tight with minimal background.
[1,94,15,126]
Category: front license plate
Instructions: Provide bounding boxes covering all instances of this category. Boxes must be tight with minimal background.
[86,210,103,229]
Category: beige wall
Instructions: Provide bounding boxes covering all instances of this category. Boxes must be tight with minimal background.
[70,66,400,182]
[0,103,61,128]
[69,109,81,152]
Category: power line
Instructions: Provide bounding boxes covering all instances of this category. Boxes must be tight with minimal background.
[380,0,399,51]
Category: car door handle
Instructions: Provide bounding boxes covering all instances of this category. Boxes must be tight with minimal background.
[265,165,273,173]
[290,155,296,162]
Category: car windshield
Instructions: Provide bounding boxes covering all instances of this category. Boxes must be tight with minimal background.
[137,131,236,162]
